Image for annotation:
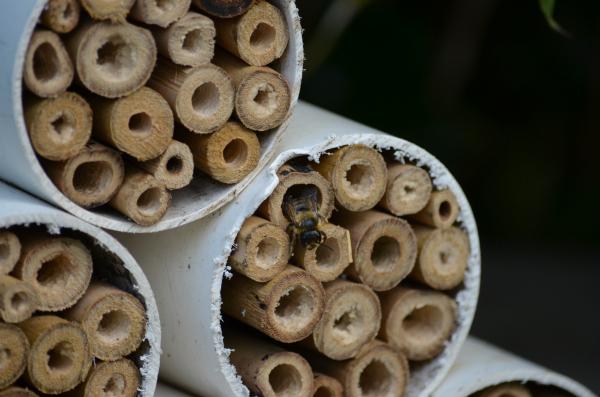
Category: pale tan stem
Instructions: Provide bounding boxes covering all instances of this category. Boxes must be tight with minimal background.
[89,87,174,161]
[410,225,470,290]
[0,276,38,323]
[130,0,191,27]
[258,164,335,228]
[67,358,140,397]
[191,0,254,18]
[148,59,234,133]
[229,216,290,282]
[45,142,125,208]
[334,210,417,291]
[40,0,81,34]
[109,167,171,226]
[306,280,381,361]
[408,189,460,229]
[79,0,135,21]
[152,12,215,66]
[292,223,351,282]
[225,330,314,397]
[379,164,432,216]
[214,49,290,131]
[0,387,39,397]
[13,236,92,312]
[18,316,91,394]
[24,92,93,161]
[476,383,532,397]
[0,324,29,390]
[378,287,457,361]
[0,231,21,276]
[312,373,343,397]
[222,265,325,343]
[214,0,288,66]
[23,30,74,98]
[67,20,156,98]
[137,140,194,190]
[313,145,388,212]
[179,121,260,184]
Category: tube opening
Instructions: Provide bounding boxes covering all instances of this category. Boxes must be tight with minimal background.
[402,304,444,340]
[253,85,276,113]
[9,292,30,314]
[37,253,74,289]
[156,0,175,11]
[268,363,302,397]
[314,386,335,397]
[73,161,114,195]
[439,200,452,220]
[282,184,323,216]
[345,164,373,192]
[359,359,393,397]
[256,237,281,270]
[97,310,131,344]
[33,42,59,82]
[63,3,73,19]
[50,113,75,138]
[371,236,400,271]
[315,239,340,269]
[128,112,153,136]
[250,23,276,52]
[103,373,126,396]
[47,341,74,373]
[182,29,203,53]
[96,36,135,77]
[0,348,11,367]
[192,82,220,117]
[223,139,248,166]
[136,188,163,216]
[274,286,314,329]
[166,156,183,174]
[439,250,451,265]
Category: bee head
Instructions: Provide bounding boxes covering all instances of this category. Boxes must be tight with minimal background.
[301,230,325,250]
[299,217,317,229]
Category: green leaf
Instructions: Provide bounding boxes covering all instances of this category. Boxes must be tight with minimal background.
[539,0,570,36]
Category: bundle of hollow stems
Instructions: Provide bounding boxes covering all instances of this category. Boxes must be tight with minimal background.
[23,0,292,226]
[0,227,147,396]
[221,143,471,397]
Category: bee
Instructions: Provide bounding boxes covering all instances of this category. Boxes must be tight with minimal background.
[283,184,325,250]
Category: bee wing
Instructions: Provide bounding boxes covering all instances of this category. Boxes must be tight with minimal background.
[306,187,321,213]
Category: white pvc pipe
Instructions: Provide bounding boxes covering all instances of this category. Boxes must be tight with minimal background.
[0,181,161,397]
[156,383,196,397]
[114,101,481,397]
[433,337,597,397]
[0,0,303,233]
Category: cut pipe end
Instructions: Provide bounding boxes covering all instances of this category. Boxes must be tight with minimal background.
[80,0,136,21]
[0,324,29,390]
[40,0,81,34]
[0,275,38,324]
[380,163,432,216]
[79,358,140,397]
[312,373,344,397]
[0,231,21,275]
[161,12,215,67]
[255,352,314,397]
[0,387,39,397]
[410,189,460,229]
[139,140,195,190]
[131,0,191,28]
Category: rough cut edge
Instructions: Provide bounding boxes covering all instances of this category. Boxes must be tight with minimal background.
[0,182,161,397]
[8,0,303,233]
[433,337,597,397]
[208,133,481,397]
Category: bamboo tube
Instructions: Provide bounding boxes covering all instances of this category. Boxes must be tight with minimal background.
[40,0,81,34]
[379,164,432,216]
[45,143,125,208]
[13,236,93,312]
[152,12,215,67]
[258,164,335,228]
[130,0,191,27]
[0,387,38,397]
[0,276,38,323]
[192,0,254,18]
[67,21,156,98]
[64,282,147,361]
[226,330,314,397]
[306,280,381,361]
[109,167,171,226]
[313,145,388,212]
[138,140,194,190]
[18,316,91,394]
[180,121,260,184]
[213,49,291,131]
[79,0,135,21]
[229,216,289,282]
[90,87,174,161]
[311,341,409,397]
[409,189,460,229]
[379,287,457,361]
[23,30,74,98]
[24,92,93,161]
[148,59,234,134]
[312,374,343,397]
[222,265,325,343]
[68,358,140,397]
[475,383,532,397]
[292,223,351,282]
[334,210,416,291]
[0,231,21,276]
[411,225,470,290]
[214,0,288,66]
[0,324,29,390]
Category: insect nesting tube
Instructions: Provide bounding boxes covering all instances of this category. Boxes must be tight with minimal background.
[0,182,160,397]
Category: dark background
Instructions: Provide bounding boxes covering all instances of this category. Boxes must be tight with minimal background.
[296,0,600,392]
